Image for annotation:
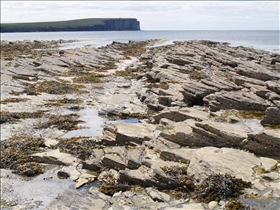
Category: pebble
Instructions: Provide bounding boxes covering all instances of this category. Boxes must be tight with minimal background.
[208,201,218,209]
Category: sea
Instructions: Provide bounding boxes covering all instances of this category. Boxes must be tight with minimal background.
[1,30,279,53]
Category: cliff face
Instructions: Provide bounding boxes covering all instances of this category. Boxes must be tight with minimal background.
[0,18,140,33]
[104,19,140,31]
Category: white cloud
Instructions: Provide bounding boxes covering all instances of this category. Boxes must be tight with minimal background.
[1,1,279,30]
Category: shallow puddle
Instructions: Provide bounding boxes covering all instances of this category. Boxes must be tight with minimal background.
[236,119,264,133]
[240,198,280,210]
[62,108,106,138]
[0,166,75,209]
[62,108,139,138]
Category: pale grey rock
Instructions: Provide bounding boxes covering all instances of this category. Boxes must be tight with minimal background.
[46,190,107,210]
[260,157,278,172]
[160,147,260,182]
[204,91,270,111]
[236,64,280,81]
[109,189,155,209]
[232,73,267,86]
[115,123,157,145]
[201,76,241,91]
[159,122,193,146]
[261,172,279,181]
[159,118,176,126]
[101,154,127,170]
[75,173,96,189]
[152,107,209,124]
[159,202,206,210]
[266,80,280,94]
[146,187,171,202]
[208,201,218,210]
[127,147,145,169]
[31,149,81,166]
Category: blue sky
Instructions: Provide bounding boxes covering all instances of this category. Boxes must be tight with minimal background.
[1,1,279,30]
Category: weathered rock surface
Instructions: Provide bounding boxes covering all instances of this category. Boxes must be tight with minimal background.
[204,91,270,111]
[46,189,108,210]
[1,39,279,209]
[261,107,280,125]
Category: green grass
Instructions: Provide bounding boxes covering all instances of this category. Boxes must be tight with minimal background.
[1,18,138,32]
[2,18,110,28]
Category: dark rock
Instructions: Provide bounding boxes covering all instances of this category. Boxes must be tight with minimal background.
[57,171,70,179]
[101,154,127,170]
[246,130,280,158]
[181,81,218,105]
[261,107,280,125]
[127,148,145,169]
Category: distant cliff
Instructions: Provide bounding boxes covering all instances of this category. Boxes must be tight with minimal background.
[0,18,140,33]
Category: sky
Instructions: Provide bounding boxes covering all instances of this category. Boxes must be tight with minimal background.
[1,1,279,30]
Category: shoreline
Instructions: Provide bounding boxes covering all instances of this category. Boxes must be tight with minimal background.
[1,39,280,209]
[1,30,279,53]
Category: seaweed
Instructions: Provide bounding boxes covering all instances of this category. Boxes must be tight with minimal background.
[0,135,45,170]
[72,72,105,83]
[225,201,251,210]
[0,97,29,104]
[161,165,195,199]
[99,61,118,71]
[57,136,98,160]
[0,110,46,124]
[12,162,45,177]
[145,81,169,90]
[98,170,131,195]
[11,80,88,95]
[193,173,252,203]
[35,113,83,130]
[42,98,83,107]
[115,69,137,79]
[121,41,149,57]
[236,110,264,120]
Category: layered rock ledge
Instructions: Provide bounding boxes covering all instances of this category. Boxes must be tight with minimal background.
[1,39,280,209]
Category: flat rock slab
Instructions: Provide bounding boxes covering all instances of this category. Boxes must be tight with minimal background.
[32,149,80,166]
[46,189,107,210]
[204,91,270,111]
[115,123,157,145]
[152,107,209,124]
[160,147,260,182]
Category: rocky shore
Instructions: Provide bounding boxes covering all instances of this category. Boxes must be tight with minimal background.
[1,39,280,209]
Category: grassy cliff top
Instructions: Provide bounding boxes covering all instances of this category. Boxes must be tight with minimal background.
[1,18,138,28]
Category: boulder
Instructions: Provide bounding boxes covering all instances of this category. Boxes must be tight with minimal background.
[261,107,280,125]
[246,130,280,158]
